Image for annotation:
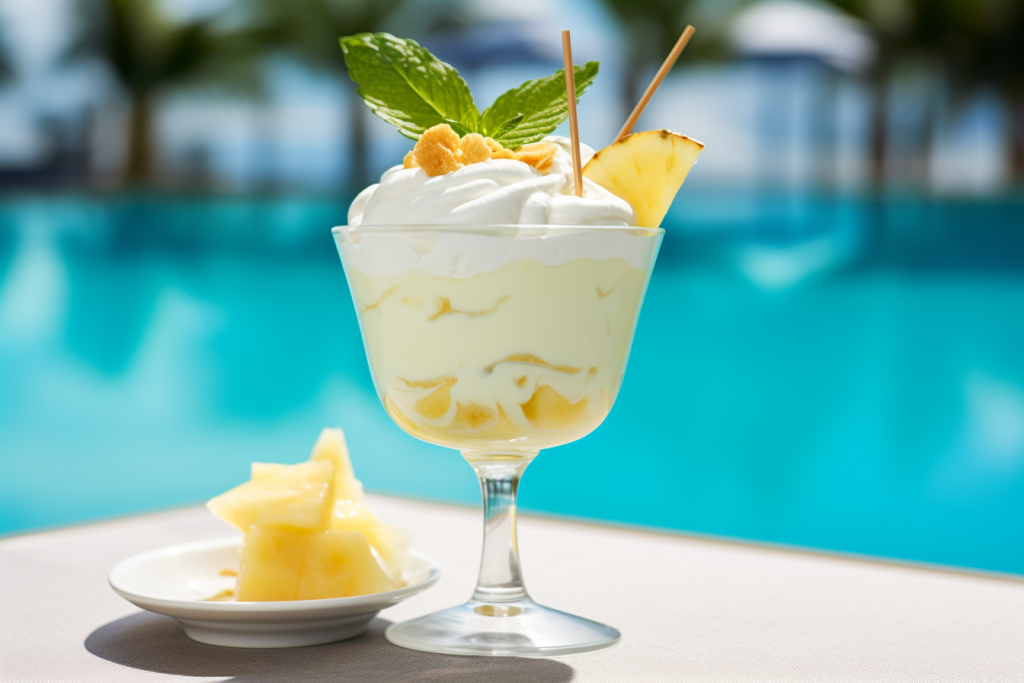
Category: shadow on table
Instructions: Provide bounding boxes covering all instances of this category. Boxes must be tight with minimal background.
[85,612,576,682]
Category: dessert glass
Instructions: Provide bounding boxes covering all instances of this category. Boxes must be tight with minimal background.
[334,223,662,656]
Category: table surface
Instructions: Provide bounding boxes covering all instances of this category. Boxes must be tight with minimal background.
[2,495,1023,682]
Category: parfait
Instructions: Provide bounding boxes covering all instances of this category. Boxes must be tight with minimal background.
[340,131,679,452]
[334,31,702,656]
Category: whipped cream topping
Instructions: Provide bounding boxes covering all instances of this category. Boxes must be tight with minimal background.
[335,226,662,279]
[348,137,637,227]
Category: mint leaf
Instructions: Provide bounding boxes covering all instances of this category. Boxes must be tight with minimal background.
[445,120,474,137]
[487,113,524,140]
[340,33,479,140]
[338,34,601,149]
[481,62,599,148]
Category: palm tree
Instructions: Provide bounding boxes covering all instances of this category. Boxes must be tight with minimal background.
[250,0,404,189]
[600,0,691,124]
[935,1,1024,183]
[823,0,920,187]
[67,0,264,187]
[597,0,731,127]
[0,24,14,85]
[827,0,1024,186]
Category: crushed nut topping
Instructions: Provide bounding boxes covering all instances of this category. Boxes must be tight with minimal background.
[514,142,558,173]
[413,124,463,176]
[459,134,492,164]
[408,124,561,177]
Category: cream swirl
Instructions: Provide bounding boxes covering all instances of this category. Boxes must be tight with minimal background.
[348,137,636,227]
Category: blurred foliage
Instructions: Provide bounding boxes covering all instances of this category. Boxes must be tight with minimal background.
[826,0,1024,181]
[66,0,266,186]
[249,0,403,68]
[0,24,14,84]
[245,0,405,187]
[597,0,737,121]
[913,0,1024,180]
[14,0,1023,189]
[601,0,1024,184]
[828,0,1024,87]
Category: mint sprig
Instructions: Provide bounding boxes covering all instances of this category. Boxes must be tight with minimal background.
[340,33,599,148]
[340,33,479,140]
[485,62,599,148]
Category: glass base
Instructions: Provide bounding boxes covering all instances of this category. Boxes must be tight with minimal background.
[385,598,620,657]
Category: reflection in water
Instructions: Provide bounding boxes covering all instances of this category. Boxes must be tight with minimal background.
[1,195,1023,576]
[0,210,71,344]
[63,248,161,375]
[965,373,1024,468]
[736,235,853,290]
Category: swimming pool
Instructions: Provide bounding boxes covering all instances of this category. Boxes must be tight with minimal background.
[1,193,1022,575]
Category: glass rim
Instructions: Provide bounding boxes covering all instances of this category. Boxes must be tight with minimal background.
[332,224,665,238]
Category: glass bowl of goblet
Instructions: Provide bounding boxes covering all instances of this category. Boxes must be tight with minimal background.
[334,223,662,657]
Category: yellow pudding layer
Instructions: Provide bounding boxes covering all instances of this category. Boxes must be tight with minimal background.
[348,257,649,452]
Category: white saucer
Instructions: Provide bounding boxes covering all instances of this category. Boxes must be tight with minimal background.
[109,537,441,648]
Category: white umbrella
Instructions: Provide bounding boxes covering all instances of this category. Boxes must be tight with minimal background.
[729,0,876,73]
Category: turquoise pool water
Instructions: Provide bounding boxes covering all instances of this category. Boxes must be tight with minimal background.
[1,194,1022,575]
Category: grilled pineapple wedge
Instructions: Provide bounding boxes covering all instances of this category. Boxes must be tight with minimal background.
[583,130,704,228]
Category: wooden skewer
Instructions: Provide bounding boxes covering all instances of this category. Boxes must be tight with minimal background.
[616,25,695,142]
[562,30,584,198]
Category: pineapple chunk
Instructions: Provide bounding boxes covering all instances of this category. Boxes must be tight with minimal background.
[331,500,412,583]
[297,530,398,600]
[310,428,365,503]
[250,463,291,481]
[521,385,589,431]
[583,130,704,228]
[208,427,413,601]
[236,527,396,601]
[235,526,310,601]
[207,460,331,533]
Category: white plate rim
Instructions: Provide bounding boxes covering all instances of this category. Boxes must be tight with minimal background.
[109,536,441,620]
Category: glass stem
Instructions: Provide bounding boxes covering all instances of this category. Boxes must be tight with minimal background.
[465,452,537,604]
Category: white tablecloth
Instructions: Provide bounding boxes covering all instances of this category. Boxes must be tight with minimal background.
[2,495,1022,681]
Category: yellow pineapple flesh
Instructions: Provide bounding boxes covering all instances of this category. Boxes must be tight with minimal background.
[331,500,412,583]
[235,526,310,601]
[583,130,704,228]
[250,463,291,481]
[207,460,332,533]
[296,530,398,600]
[520,385,589,431]
[309,428,365,503]
[208,427,413,602]
[236,527,397,601]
